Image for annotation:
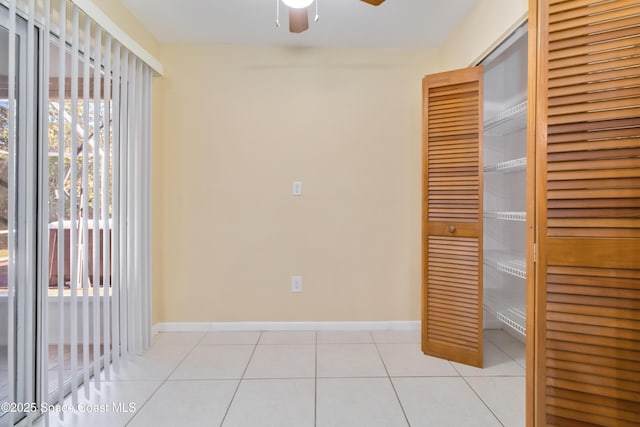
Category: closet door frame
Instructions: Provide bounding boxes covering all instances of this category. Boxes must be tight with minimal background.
[527,2,538,426]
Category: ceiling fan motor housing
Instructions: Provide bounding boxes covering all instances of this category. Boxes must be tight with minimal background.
[285,0,386,34]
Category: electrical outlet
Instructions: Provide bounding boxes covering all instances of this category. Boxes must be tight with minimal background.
[291,275,302,293]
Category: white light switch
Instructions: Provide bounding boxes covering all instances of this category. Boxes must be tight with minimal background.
[292,181,302,196]
[291,275,302,293]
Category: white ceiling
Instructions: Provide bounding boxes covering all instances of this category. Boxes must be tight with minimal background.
[121,0,479,49]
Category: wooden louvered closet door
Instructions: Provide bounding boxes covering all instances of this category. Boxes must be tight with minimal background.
[531,0,640,425]
[422,67,483,368]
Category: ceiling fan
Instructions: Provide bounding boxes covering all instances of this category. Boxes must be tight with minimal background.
[281,0,386,34]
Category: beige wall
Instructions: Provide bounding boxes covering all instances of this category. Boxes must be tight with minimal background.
[89,0,161,60]
[88,0,528,324]
[153,45,440,322]
[440,0,528,70]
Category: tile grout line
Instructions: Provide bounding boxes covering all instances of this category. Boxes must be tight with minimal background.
[124,332,209,426]
[484,334,527,423]
[459,375,505,427]
[417,339,509,427]
[370,333,412,427]
[218,331,263,427]
[165,376,317,381]
[449,358,464,378]
[450,339,507,427]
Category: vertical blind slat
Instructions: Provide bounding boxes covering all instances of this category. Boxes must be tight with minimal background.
[55,0,66,409]
[111,41,121,371]
[120,51,129,361]
[143,68,151,350]
[133,58,142,354]
[81,12,91,400]
[91,25,101,390]
[69,2,80,406]
[128,55,137,355]
[40,0,51,421]
[126,54,134,356]
[102,33,112,382]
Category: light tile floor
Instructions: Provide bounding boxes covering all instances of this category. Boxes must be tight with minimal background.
[31,329,525,427]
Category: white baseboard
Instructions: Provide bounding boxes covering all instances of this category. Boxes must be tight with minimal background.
[153,320,420,334]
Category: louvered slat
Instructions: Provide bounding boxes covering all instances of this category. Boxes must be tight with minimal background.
[423,67,483,368]
[549,15,640,49]
[535,1,640,425]
[545,0,640,239]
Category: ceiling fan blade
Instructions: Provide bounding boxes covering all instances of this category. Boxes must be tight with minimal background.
[289,7,309,33]
[360,0,386,5]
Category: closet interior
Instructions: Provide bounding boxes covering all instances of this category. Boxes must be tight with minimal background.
[481,25,528,340]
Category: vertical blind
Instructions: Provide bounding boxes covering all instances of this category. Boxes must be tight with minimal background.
[2,0,153,424]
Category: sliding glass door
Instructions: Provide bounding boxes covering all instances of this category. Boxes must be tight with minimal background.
[0,6,35,424]
[1,2,154,423]
[0,17,13,419]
